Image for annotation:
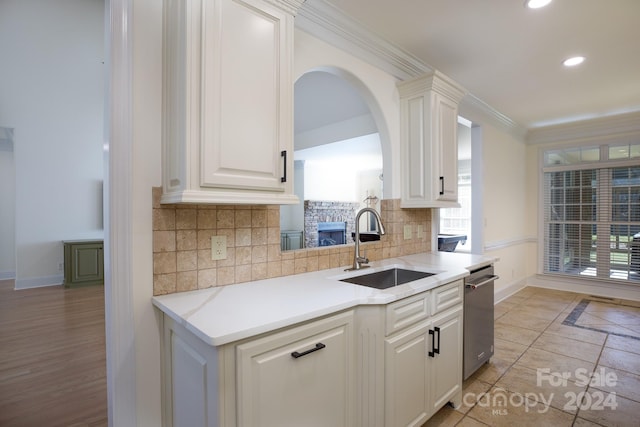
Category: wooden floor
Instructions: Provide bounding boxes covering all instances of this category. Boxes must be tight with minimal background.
[0,279,107,427]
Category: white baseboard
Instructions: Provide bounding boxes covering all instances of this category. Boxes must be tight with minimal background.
[0,271,16,280]
[494,277,528,304]
[15,275,64,290]
[527,274,640,302]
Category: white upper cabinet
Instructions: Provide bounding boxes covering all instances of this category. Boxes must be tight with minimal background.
[398,71,466,208]
[161,0,303,204]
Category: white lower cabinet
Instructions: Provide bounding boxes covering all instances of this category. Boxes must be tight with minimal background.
[161,310,354,427]
[428,305,463,415]
[160,280,463,427]
[385,319,431,427]
[235,311,355,427]
[383,280,463,427]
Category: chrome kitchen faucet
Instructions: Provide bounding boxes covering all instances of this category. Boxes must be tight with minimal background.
[346,208,386,271]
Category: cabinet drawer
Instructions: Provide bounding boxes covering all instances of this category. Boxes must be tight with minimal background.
[386,292,430,336]
[431,280,463,315]
[236,311,355,426]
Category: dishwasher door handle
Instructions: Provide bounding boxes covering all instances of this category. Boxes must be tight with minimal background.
[465,275,499,290]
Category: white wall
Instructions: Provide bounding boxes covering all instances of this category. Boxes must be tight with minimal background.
[0,0,105,288]
[471,121,531,298]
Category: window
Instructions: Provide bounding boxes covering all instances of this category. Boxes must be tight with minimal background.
[440,171,471,250]
[542,143,640,282]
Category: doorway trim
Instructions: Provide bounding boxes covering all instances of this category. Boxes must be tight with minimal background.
[105,0,137,424]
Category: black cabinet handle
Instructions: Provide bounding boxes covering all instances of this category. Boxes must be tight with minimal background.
[434,326,441,355]
[439,176,444,195]
[281,150,287,183]
[429,329,435,357]
[291,342,325,359]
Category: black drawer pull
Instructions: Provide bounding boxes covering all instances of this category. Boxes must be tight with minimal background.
[281,150,287,183]
[428,329,435,357]
[428,327,441,357]
[291,342,326,359]
[439,176,444,195]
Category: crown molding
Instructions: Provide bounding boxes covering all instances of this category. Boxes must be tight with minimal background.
[459,94,528,139]
[526,111,640,145]
[295,0,525,137]
[296,0,430,80]
[267,0,306,15]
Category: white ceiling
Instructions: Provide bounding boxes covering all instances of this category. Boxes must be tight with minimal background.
[305,0,640,130]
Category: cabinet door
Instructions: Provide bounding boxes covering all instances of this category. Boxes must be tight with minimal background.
[161,0,300,204]
[236,311,354,427]
[433,93,459,202]
[428,305,463,415]
[200,0,292,193]
[64,241,104,287]
[384,320,430,427]
[397,72,464,208]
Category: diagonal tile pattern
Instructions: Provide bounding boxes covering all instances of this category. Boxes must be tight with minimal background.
[423,286,640,427]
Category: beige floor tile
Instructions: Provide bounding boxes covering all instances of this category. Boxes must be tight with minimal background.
[615,324,640,338]
[586,310,640,326]
[466,386,575,427]
[585,300,640,314]
[495,311,554,332]
[591,365,640,403]
[501,295,529,305]
[512,287,538,298]
[422,404,463,427]
[455,416,490,426]
[495,364,587,414]
[575,312,617,326]
[457,377,492,415]
[493,338,529,364]
[471,357,513,385]
[516,304,564,321]
[531,332,603,364]
[494,305,509,321]
[515,347,596,379]
[522,298,573,313]
[494,324,541,347]
[606,334,640,355]
[599,347,640,376]
[572,417,607,427]
[544,322,608,346]
[577,393,640,427]
[494,300,518,312]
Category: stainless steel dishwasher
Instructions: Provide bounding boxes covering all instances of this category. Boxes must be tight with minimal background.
[463,265,498,380]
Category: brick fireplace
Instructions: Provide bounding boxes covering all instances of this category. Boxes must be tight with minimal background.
[304,200,360,249]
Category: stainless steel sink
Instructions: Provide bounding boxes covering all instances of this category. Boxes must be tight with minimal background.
[340,268,435,289]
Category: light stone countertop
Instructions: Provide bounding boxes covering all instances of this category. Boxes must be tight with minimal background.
[152,251,496,346]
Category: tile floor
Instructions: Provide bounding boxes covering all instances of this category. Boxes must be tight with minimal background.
[425,286,640,427]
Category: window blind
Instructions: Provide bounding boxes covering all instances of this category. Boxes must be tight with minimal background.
[543,166,640,282]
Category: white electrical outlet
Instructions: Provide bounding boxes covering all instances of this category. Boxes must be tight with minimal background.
[404,225,412,240]
[211,235,227,260]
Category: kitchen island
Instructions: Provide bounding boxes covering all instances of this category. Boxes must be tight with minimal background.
[153,251,496,427]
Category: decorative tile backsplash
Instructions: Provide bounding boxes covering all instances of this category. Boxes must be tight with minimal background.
[152,187,432,295]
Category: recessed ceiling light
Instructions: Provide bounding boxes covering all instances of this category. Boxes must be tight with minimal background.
[563,56,585,67]
[525,0,552,9]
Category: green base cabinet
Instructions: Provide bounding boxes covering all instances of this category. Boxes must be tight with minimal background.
[63,240,104,287]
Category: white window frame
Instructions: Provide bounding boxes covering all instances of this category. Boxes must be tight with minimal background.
[538,141,640,285]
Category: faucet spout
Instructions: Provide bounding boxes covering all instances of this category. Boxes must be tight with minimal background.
[346,207,386,271]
